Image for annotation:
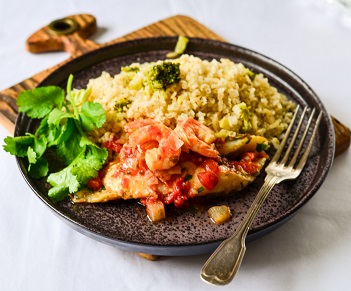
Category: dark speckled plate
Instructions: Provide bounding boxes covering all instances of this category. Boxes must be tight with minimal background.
[15,37,335,256]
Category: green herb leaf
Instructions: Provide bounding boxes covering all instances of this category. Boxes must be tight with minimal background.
[71,146,108,185]
[3,135,34,157]
[3,74,108,202]
[48,108,74,126]
[256,143,269,152]
[29,157,49,179]
[27,147,37,164]
[17,86,64,119]
[79,102,106,132]
[56,124,83,165]
[47,166,80,201]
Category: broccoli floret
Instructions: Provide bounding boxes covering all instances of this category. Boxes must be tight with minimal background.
[146,62,181,90]
[114,98,131,112]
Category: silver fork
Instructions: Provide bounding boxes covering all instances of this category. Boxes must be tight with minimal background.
[200,105,323,285]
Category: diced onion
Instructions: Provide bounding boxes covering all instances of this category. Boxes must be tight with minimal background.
[146,200,166,222]
[208,205,231,224]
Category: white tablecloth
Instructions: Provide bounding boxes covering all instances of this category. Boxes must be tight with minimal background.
[1,1,351,290]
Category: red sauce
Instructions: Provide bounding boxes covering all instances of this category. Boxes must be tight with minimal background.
[231,151,268,175]
[164,177,190,207]
[87,167,108,191]
[103,138,122,153]
[87,177,103,191]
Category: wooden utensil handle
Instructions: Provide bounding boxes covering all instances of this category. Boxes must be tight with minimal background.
[26,14,99,56]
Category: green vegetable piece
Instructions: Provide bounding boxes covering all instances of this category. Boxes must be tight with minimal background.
[166,35,189,58]
[17,86,64,119]
[79,102,106,132]
[256,143,269,152]
[174,35,189,55]
[121,66,140,72]
[239,103,252,133]
[247,69,256,81]
[147,62,181,90]
[71,87,92,106]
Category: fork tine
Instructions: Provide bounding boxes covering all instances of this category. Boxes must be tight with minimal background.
[270,105,300,164]
[295,111,323,171]
[288,108,316,168]
[280,107,307,165]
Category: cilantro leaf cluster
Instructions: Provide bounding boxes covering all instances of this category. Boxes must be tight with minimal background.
[3,75,108,201]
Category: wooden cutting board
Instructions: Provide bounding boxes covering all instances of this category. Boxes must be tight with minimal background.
[0,14,349,156]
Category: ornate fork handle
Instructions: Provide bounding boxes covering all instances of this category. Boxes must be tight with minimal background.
[200,106,322,285]
[200,175,279,285]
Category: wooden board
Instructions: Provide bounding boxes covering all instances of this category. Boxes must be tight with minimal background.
[0,14,349,156]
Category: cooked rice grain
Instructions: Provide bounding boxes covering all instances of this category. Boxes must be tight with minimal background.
[85,54,295,145]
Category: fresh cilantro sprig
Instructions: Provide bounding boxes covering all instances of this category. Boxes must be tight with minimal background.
[3,75,108,201]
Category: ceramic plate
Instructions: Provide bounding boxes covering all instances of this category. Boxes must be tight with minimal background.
[15,37,335,256]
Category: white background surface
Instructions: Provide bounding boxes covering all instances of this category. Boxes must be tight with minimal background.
[1,1,351,290]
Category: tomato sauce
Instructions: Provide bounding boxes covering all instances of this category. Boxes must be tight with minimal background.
[87,177,103,191]
[103,138,123,153]
[231,151,268,175]
[163,176,190,207]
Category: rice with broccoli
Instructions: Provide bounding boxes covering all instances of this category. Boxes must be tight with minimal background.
[82,54,295,147]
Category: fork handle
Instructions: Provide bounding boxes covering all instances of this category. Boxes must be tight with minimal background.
[201,176,278,285]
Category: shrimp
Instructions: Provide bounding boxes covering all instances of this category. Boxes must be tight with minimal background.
[174,117,219,158]
[126,122,184,171]
[124,119,162,134]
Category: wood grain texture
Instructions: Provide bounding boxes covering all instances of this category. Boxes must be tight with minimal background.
[0,14,349,156]
[26,14,99,55]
